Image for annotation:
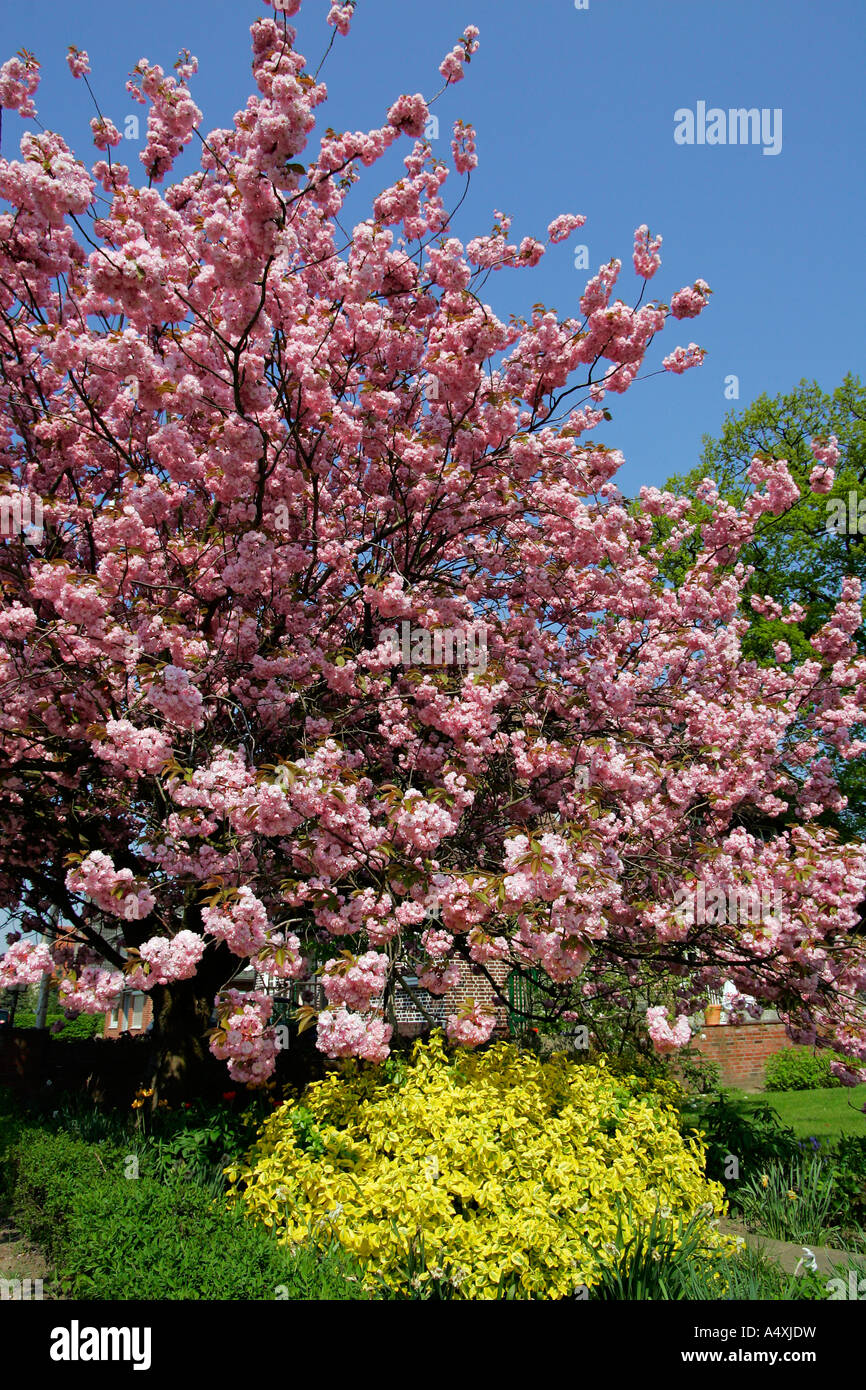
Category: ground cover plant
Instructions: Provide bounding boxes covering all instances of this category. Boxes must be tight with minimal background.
[0,1087,367,1299]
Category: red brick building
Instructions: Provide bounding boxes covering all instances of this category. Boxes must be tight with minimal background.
[103,989,153,1039]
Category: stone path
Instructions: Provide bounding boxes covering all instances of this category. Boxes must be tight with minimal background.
[0,1217,55,1299]
[718,1217,866,1277]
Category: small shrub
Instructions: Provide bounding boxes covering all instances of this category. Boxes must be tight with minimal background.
[674,1048,722,1097]
[228,1032,727,1299]
[764,1047,858,1091]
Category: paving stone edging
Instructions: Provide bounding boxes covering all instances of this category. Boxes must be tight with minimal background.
[718,1217,866,1277]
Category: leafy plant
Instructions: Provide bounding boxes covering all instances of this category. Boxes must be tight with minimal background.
[590,1206,723,1300]
[674,1048,722,1097]
[228,1034,727,1299]
[7,1126,367,1300]
[685,1092,801,1191]
[738,1157,839,1244]
[765,1047,860,1092]
[828,1136,866,1228]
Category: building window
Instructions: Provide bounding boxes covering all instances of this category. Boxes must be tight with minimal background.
[111,991,146,1033]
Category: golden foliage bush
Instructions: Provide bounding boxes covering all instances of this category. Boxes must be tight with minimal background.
[227,1033,727,1298]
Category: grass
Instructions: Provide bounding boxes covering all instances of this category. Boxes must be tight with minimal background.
[728,1085,866,1140]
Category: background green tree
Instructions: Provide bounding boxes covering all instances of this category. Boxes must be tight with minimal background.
[645,375,866,837]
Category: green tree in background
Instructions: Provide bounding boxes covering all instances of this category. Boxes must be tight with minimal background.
[649,375,866,838]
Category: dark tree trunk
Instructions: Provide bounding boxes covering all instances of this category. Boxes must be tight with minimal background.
[147,942,238,1106]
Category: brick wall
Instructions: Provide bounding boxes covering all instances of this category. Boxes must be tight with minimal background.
[394,959,510,1037]
[691,1021,791,1090]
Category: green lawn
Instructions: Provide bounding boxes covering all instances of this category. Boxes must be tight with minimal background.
[728,1085,866,1139]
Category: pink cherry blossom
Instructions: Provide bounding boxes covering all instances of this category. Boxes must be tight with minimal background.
[0,940,55,987]
[66,48,91,80]
[633,224,663,279]
[316,1005,392,1061]
[58,965,124,1015]
[125,930,206,989]
[446,1000,497,1047]
[670,280,711,319]
[0,2,863,1083]
[646,1005,691,1054]
[209,988,278,1085]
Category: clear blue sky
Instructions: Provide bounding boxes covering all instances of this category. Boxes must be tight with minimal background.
[0,0,864,494]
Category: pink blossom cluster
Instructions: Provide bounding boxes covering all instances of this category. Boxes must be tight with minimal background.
[5,131,94,226]
[93,719,172,776]
[0,54,40,117]
[467,929,511,965]
[66,47,91,79]
[66,851,156,921]
[90,117,122,152]
[316,1006,392,1062]
[321,950,388,1010]
[125,930,205,989]
[663,343,706,373]
[809,435,839,494]
[59,965,124,1015]
[646,1006,692,1054]
[126,57,202,184]
[670,280,711,319]
[420,927,453,960]
[326,4,354,36]
[548,213,586,244]
[202,887,269,957]
[0,940,54,987]
[439,25,480,83]
[451,120,477,175]
[746,455,801,515]
[386,94,429,139]
[256,931,306,980]
[633,224,663,279]
[209,988,278,1085]
[417,960,461,995]
[446,1000,497,1048]
[146,665,204,730]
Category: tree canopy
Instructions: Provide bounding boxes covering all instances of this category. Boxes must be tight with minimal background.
[652,376,866,838]
[0,4,865,1094]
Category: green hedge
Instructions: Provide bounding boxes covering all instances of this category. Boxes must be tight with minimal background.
[7,1126,367,1300]
[764,1047,858,1092]
[8,1010,104,1040]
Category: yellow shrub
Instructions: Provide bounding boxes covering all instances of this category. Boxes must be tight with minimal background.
[226,1033,728,1298]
